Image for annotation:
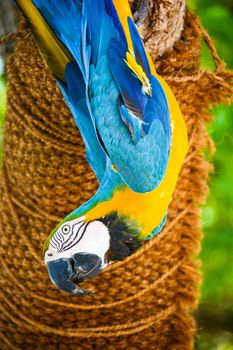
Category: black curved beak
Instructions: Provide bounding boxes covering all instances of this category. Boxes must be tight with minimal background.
[46,253,102,295]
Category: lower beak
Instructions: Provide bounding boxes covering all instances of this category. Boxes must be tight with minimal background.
[46,253,102,295]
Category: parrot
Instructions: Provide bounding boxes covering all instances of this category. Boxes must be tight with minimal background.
[14,0,188,295]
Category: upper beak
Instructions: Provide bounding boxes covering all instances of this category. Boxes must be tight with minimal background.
[46,253,102,295]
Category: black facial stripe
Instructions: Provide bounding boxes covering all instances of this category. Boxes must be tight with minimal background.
[51,230,64,250]
[52,234,61,249]
[76,222,90,245]
[58,232,63,240]
[61,221,85,251]
[50,240,56,249]
[62,222,90,252]
[58,238,63,250]
[58,235,64,249]
[62,222,87,252]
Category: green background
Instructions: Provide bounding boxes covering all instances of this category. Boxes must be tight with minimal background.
[188,0,233,349]
[0,1,232,349]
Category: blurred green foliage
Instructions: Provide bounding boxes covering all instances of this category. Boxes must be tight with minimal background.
[0,1,232,349]
[188,0,233,302]
[188,0,233,349]
[189,0,233,69]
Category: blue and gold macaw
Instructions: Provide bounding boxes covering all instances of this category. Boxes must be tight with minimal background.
[15,0,188,295]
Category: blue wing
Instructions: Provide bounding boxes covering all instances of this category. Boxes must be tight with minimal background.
[31,0,107,182]
[90,56,171,192]
[29,0,171,193]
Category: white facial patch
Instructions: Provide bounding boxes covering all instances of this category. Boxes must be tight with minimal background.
[45,218,110,267]
[69,221,110,261]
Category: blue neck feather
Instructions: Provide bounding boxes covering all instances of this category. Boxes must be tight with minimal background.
[67,160,125,219]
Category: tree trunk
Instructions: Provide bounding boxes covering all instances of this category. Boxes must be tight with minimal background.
[130,0,186,57]
[0,1,18,60]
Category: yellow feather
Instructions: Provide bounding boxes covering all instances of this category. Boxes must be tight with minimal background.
[112,1,154,96]
[16,0,72,81]
[124,52,152,96]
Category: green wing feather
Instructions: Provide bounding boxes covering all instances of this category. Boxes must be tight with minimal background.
[16,0,72,81]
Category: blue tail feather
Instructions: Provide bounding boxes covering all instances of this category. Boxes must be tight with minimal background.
[105,0,127,44]
[91,14,119,65]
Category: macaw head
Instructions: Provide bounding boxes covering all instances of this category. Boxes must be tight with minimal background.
[44,212,141,295]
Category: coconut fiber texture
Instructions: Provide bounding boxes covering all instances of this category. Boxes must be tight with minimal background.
[0,10,233,350]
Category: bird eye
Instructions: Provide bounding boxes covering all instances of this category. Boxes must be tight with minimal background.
[62,225,70,235]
